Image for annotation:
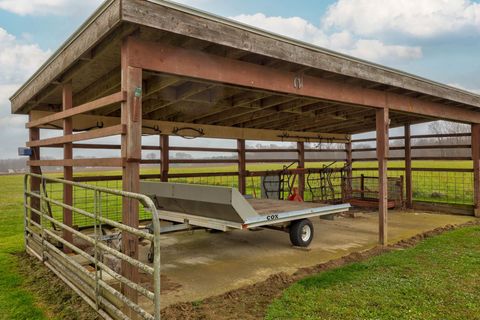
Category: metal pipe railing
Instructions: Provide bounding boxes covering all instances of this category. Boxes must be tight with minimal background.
[24,173,162,320]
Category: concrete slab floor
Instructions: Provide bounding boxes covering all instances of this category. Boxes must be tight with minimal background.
[145,210,477,309]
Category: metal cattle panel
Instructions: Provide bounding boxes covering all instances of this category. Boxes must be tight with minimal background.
[140,182,258,223]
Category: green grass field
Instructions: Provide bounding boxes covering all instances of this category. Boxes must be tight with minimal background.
[266,225,480,320]
[0,160,475,319]
[0,175,45,320]
[35,160,474,228]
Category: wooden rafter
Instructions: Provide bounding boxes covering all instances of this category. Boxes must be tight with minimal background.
[213,96,297,126]
[29,110,349,143]
[181,91,268,123]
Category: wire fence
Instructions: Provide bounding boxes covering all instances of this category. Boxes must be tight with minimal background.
[352,168,474,205]
[44,165,474,228]
[45,179,153,228]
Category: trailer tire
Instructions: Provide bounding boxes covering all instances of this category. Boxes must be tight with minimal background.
[289,219,314,247]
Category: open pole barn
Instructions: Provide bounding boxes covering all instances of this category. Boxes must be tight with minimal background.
[10,0,480,319]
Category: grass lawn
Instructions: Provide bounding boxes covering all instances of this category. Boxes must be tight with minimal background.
[0,160,475,319]
[0,175,45,320]
[266,225,480,320]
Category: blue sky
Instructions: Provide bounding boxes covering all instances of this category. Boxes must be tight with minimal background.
[0,0,480,158]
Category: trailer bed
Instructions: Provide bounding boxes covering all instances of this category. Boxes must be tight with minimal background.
[247,199,328,215]
[141,181,349,230]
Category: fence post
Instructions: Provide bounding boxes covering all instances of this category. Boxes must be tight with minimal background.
[360,174,365,200]
[28,114,41,224]
[405,124,413,208]
[472,123,480,217]
[345,139,352,201]
[62,81,73,253]
[297,141,305,198]
[237,139,246,195]
[376,108,389,245]
[160,135,169,182]
[121,38,142,311]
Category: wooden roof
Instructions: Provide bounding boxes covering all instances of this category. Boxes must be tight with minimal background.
[10,0,480,134]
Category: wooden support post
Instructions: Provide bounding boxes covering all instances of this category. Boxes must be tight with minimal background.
[160,135,169,182]
[345,140,353,201]
[297,142,305,198]
[121,40,142,309]
[28,114,41,224]
[376,108,389,245]
[472,123,480,217]
[237,139,246,195]
[360,174,365,200]
[405,124,413,209]
[62,82,73,252]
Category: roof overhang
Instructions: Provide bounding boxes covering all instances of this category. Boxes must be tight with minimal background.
[9,0,480,134]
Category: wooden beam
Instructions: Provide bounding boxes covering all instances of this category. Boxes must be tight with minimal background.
[345,139,352,201]
[238,139,246,195]
[160,135,169,182]
[125,37,480,124]
[142,120,348,142]
[29,110,349,143]
[74,67,121,106]
[27,91,126,128]
[213,96,296,126]
[28,114,41,224]
[27,158,123,167]
[171,91,265,124]
[472,123,480,217]
[405,124,413,209]
[297,142,305,198]
[241,100,322,128]
[144,82,214,115]
[221,99,316,127]
[269,105,354,131]
[27,125,125,147]
[286,108,367,132]
[62,82,73,253]
[376,108,389,245]
[120,37,142,309]
[144,75,181,98]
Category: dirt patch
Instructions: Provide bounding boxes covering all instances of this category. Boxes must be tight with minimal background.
[139,272,182,293]
[161,220,480,320]
[14,220,480,320]
[16,253,100,320]
[160,275,182,293]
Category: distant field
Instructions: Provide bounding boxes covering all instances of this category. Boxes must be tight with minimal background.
[6,160,476,228]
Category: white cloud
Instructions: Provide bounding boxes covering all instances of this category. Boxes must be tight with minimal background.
[0,28,51,84]
[231,13,422,63]
[0,0,101,16]
[0,28,51,158]
[0,84,28,158]
[448,83,480,95]
[323,0,480,38]
[346,39,422,62]
[233,13,330,45]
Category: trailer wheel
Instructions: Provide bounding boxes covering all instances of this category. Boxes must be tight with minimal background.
[289,219,314,247]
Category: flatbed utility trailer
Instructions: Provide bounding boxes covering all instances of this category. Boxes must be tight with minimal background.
[141,181,350,248]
